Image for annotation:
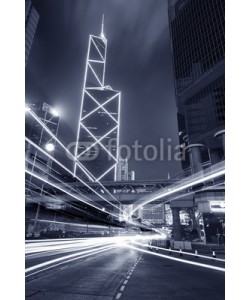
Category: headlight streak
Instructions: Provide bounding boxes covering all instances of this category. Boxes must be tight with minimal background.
[25,168,120,220]
[149,181,225,211]
[25,138,142,229]
[26,244,117,278]
[123,244,225,272]
[26,239,114,255]
[25,136,124,216]
[25,109,124,209]
[25,235,224,279]
[25,178,106,221]
[26,241,114,260]
[25,236,161,256]
[132,241,225,262]
[132,162,225,214]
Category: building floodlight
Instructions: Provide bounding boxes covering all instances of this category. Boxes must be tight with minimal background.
[51,108,59,117]
[45,143,55,152]
[25,106,31,112]
[42,103,59,117]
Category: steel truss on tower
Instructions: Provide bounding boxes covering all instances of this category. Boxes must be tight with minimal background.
[74,17,121,182]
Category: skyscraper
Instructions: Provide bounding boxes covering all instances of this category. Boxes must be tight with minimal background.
[168,0,225,173]
[25,0,39,65]
[116,158,129,181]
[168,0,225,243]
[74,17,121,182]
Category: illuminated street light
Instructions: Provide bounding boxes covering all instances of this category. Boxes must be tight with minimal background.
[45,143,55,152]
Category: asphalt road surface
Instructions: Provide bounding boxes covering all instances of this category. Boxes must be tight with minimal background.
[26,245,224,300]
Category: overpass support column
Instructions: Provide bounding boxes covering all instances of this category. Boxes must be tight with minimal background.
[172,207,182,240]
[185,144,204,174]
[189,208,197,229]
[214,130,225,154]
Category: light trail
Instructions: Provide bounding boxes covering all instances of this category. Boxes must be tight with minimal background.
[25,235,224,278]
[25,137,152,230]
[26,244,117,277]
[132,162,225,214]
[149,181,225,211]
[124,244,225,272]
[25,136,124,213]
[25,179,101,221]
[132,241,225,262]
[25,108,125,210]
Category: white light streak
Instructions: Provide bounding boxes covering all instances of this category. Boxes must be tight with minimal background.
[125,244,225,272]
[133,241,225,262]
[132,163,225,214]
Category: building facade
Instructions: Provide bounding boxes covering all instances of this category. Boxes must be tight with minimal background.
[25,0,39,65]
[116,158,129,181]
[74,18,121,182]
[168,0,225,243]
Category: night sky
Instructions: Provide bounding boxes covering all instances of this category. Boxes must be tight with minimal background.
[25,0,181,180]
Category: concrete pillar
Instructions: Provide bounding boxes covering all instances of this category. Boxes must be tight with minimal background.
[209,148,221,165]
[188,208,197,229]
[172,207,182,241]
[214,130,225,154]
[185,144,204,174]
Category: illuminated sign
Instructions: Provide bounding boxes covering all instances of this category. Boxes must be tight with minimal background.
[210,201,225,213]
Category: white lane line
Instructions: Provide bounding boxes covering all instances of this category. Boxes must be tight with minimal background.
[127,276,130,279]
[124,280,128,285]
[120,285,125,292]
[115,292,122,299]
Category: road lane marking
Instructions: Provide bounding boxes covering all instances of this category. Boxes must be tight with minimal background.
[120,285,125,292]
[124,280,128,284]
[115,292,122,299]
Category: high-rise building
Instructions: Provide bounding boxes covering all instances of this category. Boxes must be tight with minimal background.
[116,158,129,181]
[25,0,39,65]
[169,0,225,173]
[74,17,121,182]
[168,0,225,243]
[142,204,165,226]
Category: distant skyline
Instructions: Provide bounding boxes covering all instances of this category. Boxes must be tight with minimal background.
[25,0,182,180]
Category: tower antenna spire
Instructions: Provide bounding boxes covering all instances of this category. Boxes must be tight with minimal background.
[101,14,105,39]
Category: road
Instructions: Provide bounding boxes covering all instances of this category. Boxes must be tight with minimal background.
[25,240,225,300]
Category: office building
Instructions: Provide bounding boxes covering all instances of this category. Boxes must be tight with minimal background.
[74,17,121,182]
[25,0,39,65]
[168,0,225,243]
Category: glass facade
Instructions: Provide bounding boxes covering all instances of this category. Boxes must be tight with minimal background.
[171,0,225,93]
[185,76,225,140]
[25,1,39,65]
[75,33,120,182]
[142,204,165,225]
